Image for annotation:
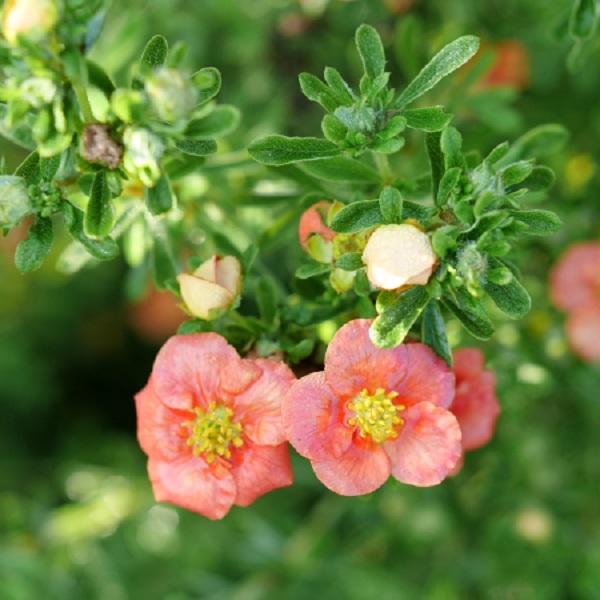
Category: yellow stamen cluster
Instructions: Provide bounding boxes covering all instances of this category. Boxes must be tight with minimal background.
[347,388,405,444]
[183,402,243,463]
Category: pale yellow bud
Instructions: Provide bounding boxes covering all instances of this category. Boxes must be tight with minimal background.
[362,224,437,290]
[177,256,241,320]
[2,0,58,44]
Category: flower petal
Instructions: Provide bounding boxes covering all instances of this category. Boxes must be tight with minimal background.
[566,304,600,363]
[452,347,485,381]
[452,371,499,450]
[394,343,455,409]
[177,274,234,320]
[298,201,335,249]
[232,442,293,507]
[550,242,600,312]
[311,440,391,496]
[385,402,462,487]
[134,381,188,461]
[282,372,352,461]
[215,256,241,295]
[324,319,409,399]
[148,456,236,519]
[152,334,260,411]
[233,358,296,446]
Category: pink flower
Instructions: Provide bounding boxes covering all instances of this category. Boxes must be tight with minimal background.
[550,242,600,363]
[451,348,499,452]
[282,319,461,495]
[298,201,335,250]
[135,333,296,519]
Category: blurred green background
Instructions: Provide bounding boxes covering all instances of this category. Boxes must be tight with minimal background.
[2,0,600,598]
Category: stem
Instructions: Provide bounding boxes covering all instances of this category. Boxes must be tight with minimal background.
[374,152,392,183]
[72,79,94,124]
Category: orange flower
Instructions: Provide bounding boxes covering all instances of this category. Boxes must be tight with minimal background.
[482,40,529,90]
[135,333,296,519]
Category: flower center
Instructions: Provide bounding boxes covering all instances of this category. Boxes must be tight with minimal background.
[183,402,243,463]
[347,388,405,444]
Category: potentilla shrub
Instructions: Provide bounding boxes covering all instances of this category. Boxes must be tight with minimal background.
[0,4,567,518]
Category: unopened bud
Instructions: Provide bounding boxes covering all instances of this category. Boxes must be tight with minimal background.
[177,255,242,320]
[123,127,164,187]
[145,68,197,123]
[2,0,58,44]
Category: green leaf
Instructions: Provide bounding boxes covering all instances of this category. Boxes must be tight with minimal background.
[520,166,555,192]
[186,105,240,138]
[484,262,531,319]
[248,135,340,166]
[321,115,348,143]
[62,203,118,260]
[394,35,480,109]
[421,301,452,366]
[440,126,464,170]
[40,155,61,181]
[150,221,177,290]
[504,124,569,162]
[295,262,330,279]
[485,141,510,164]
[437,166,461,206]
[86,59,116,96]
[300,156,380,183]
[85,171,114,238]
[570,0,598,39]
[145,174,173,215]
[443,289,494,340]
[355,24,386,80]
[402,106,453,132]
[432,225,459,258]
[175,138,217,156]
[15,152,41,185]
[256,277,279,325]
[511,209,562,236]
[336,252,363,271]
[330,199,382,233]
[191,67,222,105]
[379,187,403,224]
[15,217,53,273]
[323,67,354,105]
[393,14,425,80]
[299,73,338,112]
[501,161,534,187]
[426,132,443,200]
[140,35,168,71]
[371,286,429,348]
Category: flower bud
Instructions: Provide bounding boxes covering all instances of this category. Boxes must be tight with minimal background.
[2,0,58,44]
[145,68,197,123]
[20,77,57,108]
[0,175,32,230]
[298,201,335,263]
[123,127,164,187]
[362,223,437,290]
[177,256,242,320]
[330,268,355,293]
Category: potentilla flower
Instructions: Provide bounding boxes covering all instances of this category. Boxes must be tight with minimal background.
[282,319,461,495]
[362,223,437,290]
[451,348,499,451]
[2,0,58,45]
[482,41,529,90]
[298,201,335,263]
[135,333,296,519]
[566,304,600,363]
[177,255,241,320]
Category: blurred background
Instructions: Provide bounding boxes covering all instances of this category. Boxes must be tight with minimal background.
[2,0,600,598]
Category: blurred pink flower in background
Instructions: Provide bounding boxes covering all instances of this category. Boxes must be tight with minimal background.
[282,319,461,496]
[550,242,600,362]
[135,334,296,519]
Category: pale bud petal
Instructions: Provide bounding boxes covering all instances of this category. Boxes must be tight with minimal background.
[2,0,58,44]
[362,224,436,290]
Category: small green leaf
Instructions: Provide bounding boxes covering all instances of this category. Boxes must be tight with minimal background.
[484,261,531,319]
[511,209,562,236]
[248,135,340,166]
[504,124,569,162]
[15,152,41,185]
[378,115,407,140]
[85,171,114,238]
[323,67,354,105]
[426,132,444,199]
[150,221,177,290]
[40,155,61,181]
[501,161,534,187]
[15,217,53,273]
[570,0,598,39]
[432,226,458,258]
[141,35,168,71]
[300,156,380,183]
[145,174,173,215]
[444,289,494,340]
[379,187,403,224]
[402,106,453,132]
[186,105,240,138]
[175,138,217,156]
[62,203,118,260]
[87,59,116,96]
[520,166,556,192]
[437,166,461,206]
[371,286,429,348]
[330,199,382,233]
[295,262,330,279]
[395,35,480,109]
[191,67,222,105]
[336,252,363,271]
[355,24,386,80]
[321,115,348,142]
[485,141,510,164]
[256,277,279,325]
[421,301,452,366]
[299,72,338,112]
[441,126,464,170]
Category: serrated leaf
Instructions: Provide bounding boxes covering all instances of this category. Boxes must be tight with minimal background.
[402,106,453,132]
[444,289,494,340]
[511,209,562,235]
[379,187,403,224]
[175,138,217,156]
[421,301,452,366]
[15,217,53,273]
[295,262,330,279]
[248,135,339,166]
[141,35,168,70]
[484,260,531,319]
[355,24,386,80]
[145,174,173,215]
[186,105,240,138]
[370,286,429,348]
[300,156,380,183]
[395,35,480,109]
[85,171,114,238]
